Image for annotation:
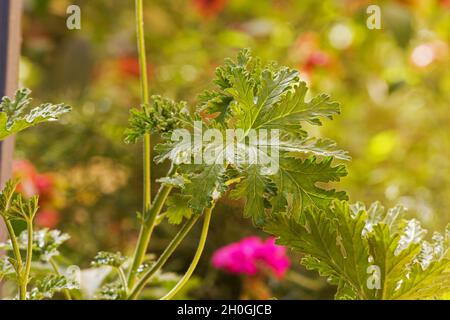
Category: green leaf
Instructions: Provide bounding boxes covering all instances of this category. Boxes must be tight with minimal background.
[227,65,299,132]
[124,95,190,144]
[0,88,71,140]
[181,164,227,213]
[230,165,276,225]
[156,175,187,189]
[91,251,127,268]
[0,256,15,281]
[0,179,19,216]
[0,228,70,262]
[253,82,340,135]
[282,137,351,161]
[154,49,348,223]
[265,200,450,300]
[30,275,79,300]
[271,157,347,220]
[96,281,125,300]
[164,194,193,225]
[7,194,39,222]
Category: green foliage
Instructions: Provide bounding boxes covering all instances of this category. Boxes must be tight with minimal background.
[0,179,19,216]
[96,281,125,300]
[29,275,79,300]
[265,200,450,300]
[0,88,71,140]
[91,251,127,268]
[164,194,193,225]
[153,50,348,224]
[0,229,70,262]
[8,194,39,222]
[124,95,190,144]
[0,179,39,223]
[0,257,15,281]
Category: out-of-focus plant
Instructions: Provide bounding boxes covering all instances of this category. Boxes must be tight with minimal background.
[0,89,71,300]
[13,159,66,228]
[212,236,290,299]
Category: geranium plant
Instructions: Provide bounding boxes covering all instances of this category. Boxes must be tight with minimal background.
[0,0,448,300]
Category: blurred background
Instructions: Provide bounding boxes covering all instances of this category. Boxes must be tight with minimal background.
[12,0,450,299]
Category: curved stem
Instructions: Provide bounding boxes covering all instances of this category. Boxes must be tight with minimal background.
[2,218,24,299]
[160,206,213,300]
[127,214,200,300]
[4,219,22,267]
[49,259,72,300]
[128,0,152,290]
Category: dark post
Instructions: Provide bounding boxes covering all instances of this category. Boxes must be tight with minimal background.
[0,0,22,243]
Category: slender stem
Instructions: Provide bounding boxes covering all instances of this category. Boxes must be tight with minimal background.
[127,0,153,290]
[135,0,150,109]
[286,271,325,291]
[2,218,24,299]
[160,206,213,300]
[19,221,33,300]
[117,267,128,298]
[127,214,200,300]
[4,219,22,268]
[49,259,72,300]
[127,183,173,287]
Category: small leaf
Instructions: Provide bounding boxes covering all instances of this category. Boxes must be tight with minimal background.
[29,275,79,300]
[124,96,190,144]
[91,251,127,268]
[8,194,39,221]
[0,256,15,281]
[0,228,70,262]
[164,194,193,225]
[0,179,19,216]
[157,175,186,189]
[0,88,70,140]
[96,281,125,300]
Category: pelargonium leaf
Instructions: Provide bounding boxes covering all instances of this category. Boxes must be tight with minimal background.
[0,88,70,141]
[91,251,127,268]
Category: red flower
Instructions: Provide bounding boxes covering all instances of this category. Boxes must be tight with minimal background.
[13,159,61,211]
[192,0,226,18]
[13,160,38,197]
[35,209,60,229]
[34,174,54,197]
[303,51,331,72]
[117,55,152,79]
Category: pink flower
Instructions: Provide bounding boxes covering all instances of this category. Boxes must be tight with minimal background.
[192,0,226,18]
[212,236,290,279]
[304,51,330,70]
[35,209,60,229]
[34,174,54,195]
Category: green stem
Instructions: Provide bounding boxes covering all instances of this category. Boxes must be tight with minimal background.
[117,267,128,298]
[4,220,22,268]
[49,259,72,300]
[127,214,201,300]
[160,206,213,300]
[2,219,24,299]
[127,183,173,287]
[19,221,33,300]
[127,0,152,289]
